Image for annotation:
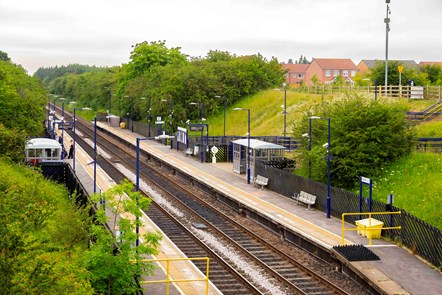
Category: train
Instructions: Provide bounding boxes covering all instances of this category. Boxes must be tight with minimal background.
[25,138,63,165]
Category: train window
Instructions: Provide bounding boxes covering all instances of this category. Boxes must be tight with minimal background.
[45,149,51,158]
[35,149,42,157]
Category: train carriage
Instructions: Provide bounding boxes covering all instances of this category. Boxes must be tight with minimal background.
[25,138,63,165]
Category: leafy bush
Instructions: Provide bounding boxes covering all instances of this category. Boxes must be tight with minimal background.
[295,93,415,189]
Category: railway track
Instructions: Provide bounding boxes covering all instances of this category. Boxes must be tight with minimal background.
[59,108,356,294]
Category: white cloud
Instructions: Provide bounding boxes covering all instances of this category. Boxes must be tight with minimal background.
[1,0,441,74]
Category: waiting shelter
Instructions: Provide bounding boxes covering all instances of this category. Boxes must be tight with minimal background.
[231,138,286,177]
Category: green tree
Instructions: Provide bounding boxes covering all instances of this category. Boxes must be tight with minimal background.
[122,40,188,81]
[295,93,415,189]
[310,74,319,86]
[420,64,442,85]
[0,159,93,294]
[0,50,10,61]
[0,60,47,161]
[368,60,430,86]
[84,179,162,294]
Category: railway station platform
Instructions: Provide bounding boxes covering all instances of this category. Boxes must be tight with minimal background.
[60,131,222,295]
[74,120,441,295]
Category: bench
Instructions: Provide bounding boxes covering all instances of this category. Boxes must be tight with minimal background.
[184,148,193,156]
[253,175,269,189]
[293,191,317,210]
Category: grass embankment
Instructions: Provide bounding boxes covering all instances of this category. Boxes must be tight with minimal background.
[371,152,442,229]
[208,91,442,229]
[207,89,324,136]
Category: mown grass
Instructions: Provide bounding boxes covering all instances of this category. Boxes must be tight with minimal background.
[207,90,329,136]
[371,152,442,229]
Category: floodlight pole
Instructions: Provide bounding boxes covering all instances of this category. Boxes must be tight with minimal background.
[384,0,391,96]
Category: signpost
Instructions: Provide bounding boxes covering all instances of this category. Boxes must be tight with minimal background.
[398,66,403,97]
[359,176,373,218]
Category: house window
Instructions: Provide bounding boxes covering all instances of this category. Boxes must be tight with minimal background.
[333,70,339,76]
[351,70,356,77]
[343,70,348,77]
[325,70,331,77]
[298,73,304,79]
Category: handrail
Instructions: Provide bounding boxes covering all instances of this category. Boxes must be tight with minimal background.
[341,211,401,246]
[133,257,210,295]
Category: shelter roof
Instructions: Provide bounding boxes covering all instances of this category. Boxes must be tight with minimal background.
[26,138,61,149]
[231,138,286,150]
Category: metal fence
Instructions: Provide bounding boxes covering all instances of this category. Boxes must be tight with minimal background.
[254,160,442,269]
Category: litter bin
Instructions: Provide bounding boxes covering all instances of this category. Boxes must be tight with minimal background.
[119,122,126,129]
[355,218,384,239]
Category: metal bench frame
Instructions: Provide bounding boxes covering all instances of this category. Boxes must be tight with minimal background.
[293,191,317,210]
[253,175,269,189]
[184,148,193,156]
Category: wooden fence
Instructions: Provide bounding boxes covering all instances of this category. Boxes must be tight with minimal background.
[297,85,442,100]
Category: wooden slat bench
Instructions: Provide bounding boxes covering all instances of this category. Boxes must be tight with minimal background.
[293,191,317,210]
[253,175,269,189]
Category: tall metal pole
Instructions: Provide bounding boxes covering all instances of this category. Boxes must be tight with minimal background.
[135,138,140,247]
[308,117,312,179]
[384,0,391,96]
[223,96,226,138]
[94,117,97,194]
[131,96,134,133]
[326,118,331,218]
[283,88,287,137]
[247,109,251,184]
[61,100,64,146]
[169,99,173,136]
[148,97,151,138]
[73,108,77,173]
[47,95,51,132]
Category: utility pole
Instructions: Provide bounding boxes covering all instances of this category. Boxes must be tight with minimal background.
[384,0,391,96]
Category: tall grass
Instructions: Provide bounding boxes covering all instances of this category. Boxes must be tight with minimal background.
[372,152,442,229]
[414,121,442,137]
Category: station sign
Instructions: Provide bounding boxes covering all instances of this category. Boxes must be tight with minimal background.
[190,125,204,132]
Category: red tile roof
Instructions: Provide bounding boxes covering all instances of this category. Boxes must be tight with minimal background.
[281,63,309,73]
[312,58,358,70]
[419,61,442,67]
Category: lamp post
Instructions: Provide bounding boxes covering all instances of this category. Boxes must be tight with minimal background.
[105,86,112,114]
[234,108,251,184]
[190,102,205,162]
[310,116,332,218]
[73,107,91,173]
[274,84,287,137]
[140,97,151,137]
[161,98,173,136]
[384,0,391,96]
[60,97,65,146]
[47,95,51,132]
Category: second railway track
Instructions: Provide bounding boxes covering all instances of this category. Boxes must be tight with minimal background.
[60,108,370,295]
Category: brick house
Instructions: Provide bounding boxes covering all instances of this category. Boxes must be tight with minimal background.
[418,61,442,68]
[281,63,309,87]
[303,58,358,85]
[357,59,419,74]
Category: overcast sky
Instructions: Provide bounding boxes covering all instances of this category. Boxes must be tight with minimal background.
[1,0,441,74]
